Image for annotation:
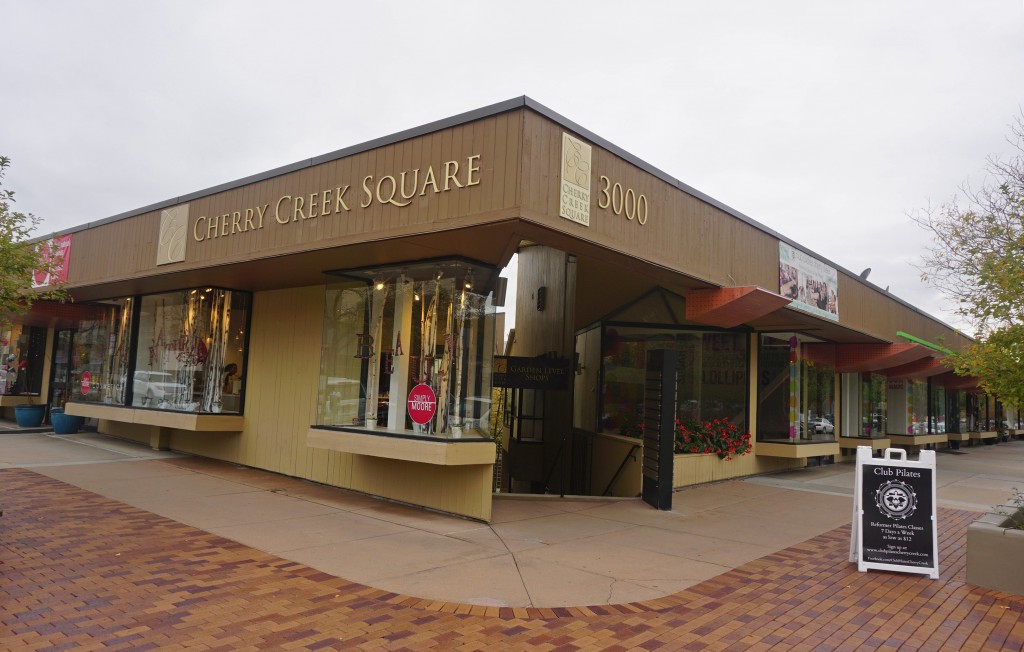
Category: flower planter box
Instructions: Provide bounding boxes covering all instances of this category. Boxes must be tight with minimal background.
[966,502,1024,596]
[673,453,726,487]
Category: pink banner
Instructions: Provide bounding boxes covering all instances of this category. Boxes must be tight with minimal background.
[32,234,72,288]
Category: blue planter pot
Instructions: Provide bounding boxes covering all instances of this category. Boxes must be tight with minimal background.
[14,404,46,427]
[51,411,84,435]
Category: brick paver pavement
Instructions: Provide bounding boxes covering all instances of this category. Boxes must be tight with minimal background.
[2,467,1023,650]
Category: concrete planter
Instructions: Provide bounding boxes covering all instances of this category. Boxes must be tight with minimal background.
[966,502,1024,596]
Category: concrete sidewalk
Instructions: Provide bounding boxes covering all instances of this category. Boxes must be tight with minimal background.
[3,430,1022,609]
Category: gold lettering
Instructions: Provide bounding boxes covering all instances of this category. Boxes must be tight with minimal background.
[292,195,306,222]
[275,195,290,225]
[400,170,419,201]
[335,185,349,212]
[231,211,242,234]
[361,176,373,208]
[420,166,439,195]
[598,175,611,209]
[466,155,481,186]
[308,193,319,218]
[444,160,462,190]
[193,216,207,241]
[220,214,229,237]
[207,215,219,240]
[376,175,412,207]
[320,189,332,216]
[256,203,268,228]
[243,208,255,231]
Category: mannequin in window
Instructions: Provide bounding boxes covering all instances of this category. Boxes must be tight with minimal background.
[222,363,239,394]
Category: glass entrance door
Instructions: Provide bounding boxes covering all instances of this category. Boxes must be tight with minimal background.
[48,329,75,411]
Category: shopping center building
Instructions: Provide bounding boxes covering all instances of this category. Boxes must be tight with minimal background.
[3,97,1017,521]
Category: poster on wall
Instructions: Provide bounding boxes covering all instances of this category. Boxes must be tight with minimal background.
[779,242,839,321]
[849,447,939,579]
[31,234,73,288]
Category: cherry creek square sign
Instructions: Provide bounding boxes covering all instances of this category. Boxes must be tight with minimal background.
[155,154,483,268]
[192,155,481,243]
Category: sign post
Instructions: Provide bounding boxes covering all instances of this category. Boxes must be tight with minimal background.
[850,446,939,579]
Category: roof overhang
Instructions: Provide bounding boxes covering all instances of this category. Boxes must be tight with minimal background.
[878,356,949,379]
[932,371,982,391]
[835,343,935,373]
[685,286,791,329]
[3,300,112,330]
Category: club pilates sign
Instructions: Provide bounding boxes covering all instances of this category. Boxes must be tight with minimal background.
[156,154,483,264]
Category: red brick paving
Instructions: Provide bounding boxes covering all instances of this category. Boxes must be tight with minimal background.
[2,467,1022,650]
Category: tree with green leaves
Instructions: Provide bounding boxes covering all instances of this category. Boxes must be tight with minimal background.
[0,155,68,320]
[913,114,1024,409]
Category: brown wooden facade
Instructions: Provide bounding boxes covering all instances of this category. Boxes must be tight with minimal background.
[18,97,976,520]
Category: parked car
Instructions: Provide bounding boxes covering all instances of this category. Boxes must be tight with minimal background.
[458,397,492,433]
[811,418,834,434]
[133,371,186,406]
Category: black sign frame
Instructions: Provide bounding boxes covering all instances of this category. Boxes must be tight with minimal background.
[850,447,939,579]
[492,355,571,390]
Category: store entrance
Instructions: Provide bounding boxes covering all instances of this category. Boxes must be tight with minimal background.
[48,329,76,413]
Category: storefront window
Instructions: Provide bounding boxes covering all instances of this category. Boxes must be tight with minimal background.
[600,326,747,437]
[929,384,946,433]
[757,333,836,443]
[68,299,134,406]
[946,390,963,434]
[0,323,46,396]
[131,289,250,413]
[861,373,887,437]
[908,380,928,434]
[317,260,497,438]
[966,393,980,432]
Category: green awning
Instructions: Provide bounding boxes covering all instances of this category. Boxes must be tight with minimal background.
[896,331,953,355]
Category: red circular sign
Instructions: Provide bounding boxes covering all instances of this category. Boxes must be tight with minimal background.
[407,383,437,425]
[81,371,92,395]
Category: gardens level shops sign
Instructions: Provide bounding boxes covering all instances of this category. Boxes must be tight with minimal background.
[850,447,939,579]
[493,356,571,390]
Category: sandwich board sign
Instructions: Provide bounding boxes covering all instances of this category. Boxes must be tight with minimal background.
[849,447,939,579]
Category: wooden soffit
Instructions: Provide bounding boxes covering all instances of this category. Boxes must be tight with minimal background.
[933,371,981,391]
[835,343,934,373]
[685,286,791,329]
[878,356,949,380]
[4,300,112,330]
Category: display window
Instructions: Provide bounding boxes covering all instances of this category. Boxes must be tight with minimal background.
[131,289,250,413]
[929,384,946,433]
[757,333,836,443]
[0,323,46,396]
[907,379,928,434]
[317,259,497,438]
[946,389,964,434]
[860,373,887,437]
[966,393,981,432]
[599,326,748,438]
[68,299,134,406]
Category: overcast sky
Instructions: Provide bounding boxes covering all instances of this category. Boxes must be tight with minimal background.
[3,1,1023,335]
